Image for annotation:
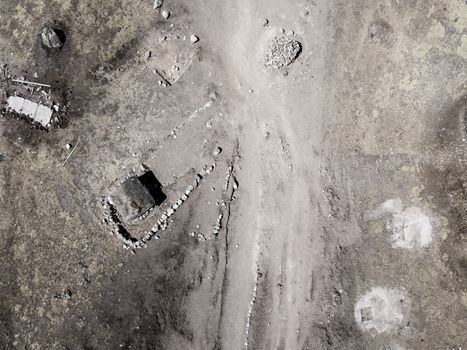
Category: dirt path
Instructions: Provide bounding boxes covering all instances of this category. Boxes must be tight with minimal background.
[202,0,331,348]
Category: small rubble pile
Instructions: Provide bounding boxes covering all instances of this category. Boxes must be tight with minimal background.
[264,36,302,69]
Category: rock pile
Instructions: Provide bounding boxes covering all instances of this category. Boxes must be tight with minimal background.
[264,36,302,69]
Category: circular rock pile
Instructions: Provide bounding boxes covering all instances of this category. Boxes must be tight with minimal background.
[264,36,302,69]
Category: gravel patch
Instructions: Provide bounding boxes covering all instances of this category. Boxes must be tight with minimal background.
[264,36,302,69]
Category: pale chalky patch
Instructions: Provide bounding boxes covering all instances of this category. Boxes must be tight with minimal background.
[354,287,410,333]
[387,206,432,249]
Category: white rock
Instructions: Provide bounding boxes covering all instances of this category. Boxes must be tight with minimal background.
[190,35,199,43]
[161,10,170,19]
[153,0,163,9]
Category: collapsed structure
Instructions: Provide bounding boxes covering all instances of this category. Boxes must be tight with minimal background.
[6,96,53,127]
[109,170,166,223]
[0,65,67,129]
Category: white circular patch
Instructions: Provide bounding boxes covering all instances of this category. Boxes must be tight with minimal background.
[354,287,410,333]
[387,206,432,249]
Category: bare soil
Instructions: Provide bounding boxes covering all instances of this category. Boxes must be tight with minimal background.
[0,0,465,349]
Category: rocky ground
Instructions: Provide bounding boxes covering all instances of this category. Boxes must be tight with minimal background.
[0,0,465,349]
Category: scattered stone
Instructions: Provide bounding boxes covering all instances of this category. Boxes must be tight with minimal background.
[145,50,152,60]
[262,18,269,27]
[190,35,199,43]
[41,26,66,49]
[65,143,72,150]
[161,10,170,19]
[264,36,302,69]
[63,289,72,300]
[153,0,163,9]
[213,147,222,156]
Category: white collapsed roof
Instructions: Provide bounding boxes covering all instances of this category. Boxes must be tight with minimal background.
[7,96,53,127]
